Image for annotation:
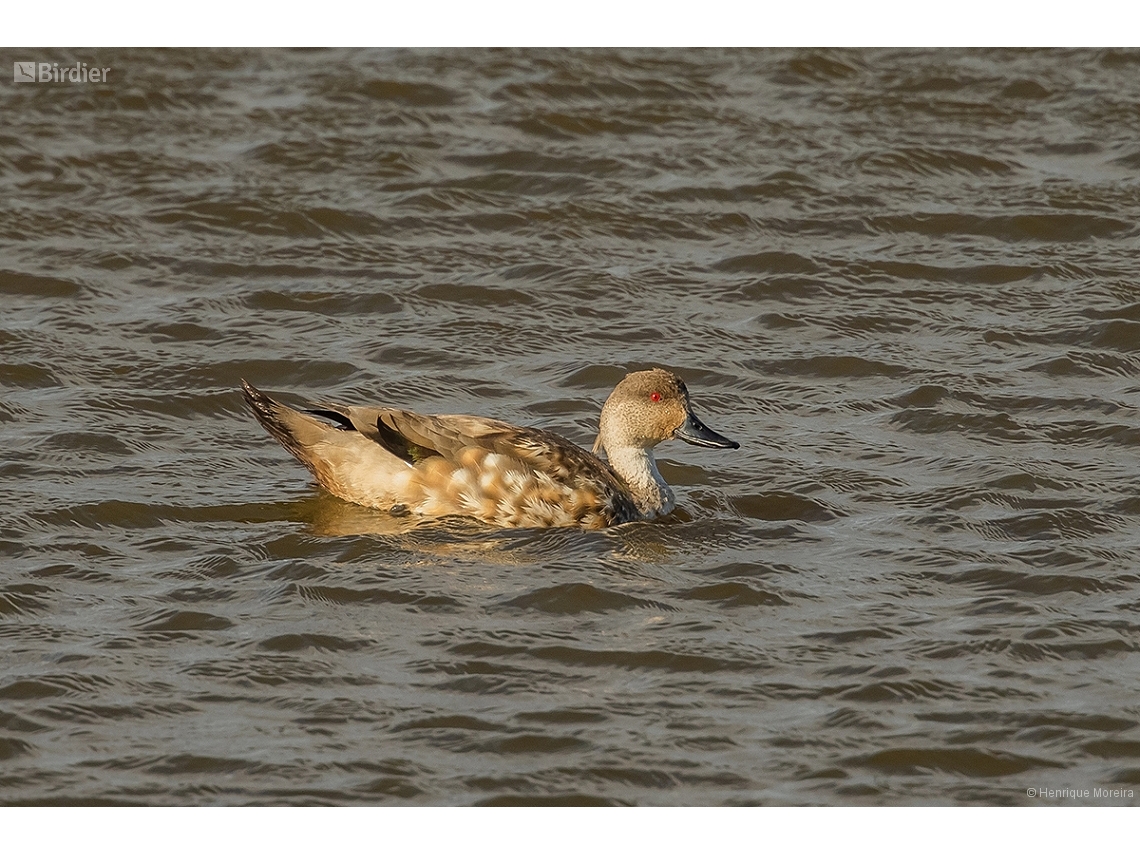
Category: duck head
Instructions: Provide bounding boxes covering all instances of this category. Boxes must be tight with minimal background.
[592,368,739,456]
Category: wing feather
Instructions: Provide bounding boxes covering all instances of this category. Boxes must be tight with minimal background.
[376,411,632,501]
[300,399,640,524]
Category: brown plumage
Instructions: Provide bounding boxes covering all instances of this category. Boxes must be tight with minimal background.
[241,369,738,529]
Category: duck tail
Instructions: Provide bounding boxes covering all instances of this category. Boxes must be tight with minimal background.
[241,380,334,472]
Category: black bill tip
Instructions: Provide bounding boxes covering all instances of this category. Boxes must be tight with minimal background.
[674,411,740,449]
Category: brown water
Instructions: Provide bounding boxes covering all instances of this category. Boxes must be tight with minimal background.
[2,48,1140,806]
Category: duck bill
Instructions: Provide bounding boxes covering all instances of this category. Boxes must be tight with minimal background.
[674,411,740,449]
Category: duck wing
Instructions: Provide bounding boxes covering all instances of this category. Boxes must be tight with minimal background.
[311,402,630,495]
[306,405,502,465]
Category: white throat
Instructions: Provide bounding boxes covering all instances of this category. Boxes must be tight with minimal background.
[604,445,675,518]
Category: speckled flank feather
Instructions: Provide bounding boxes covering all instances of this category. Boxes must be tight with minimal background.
[241,369,735,530]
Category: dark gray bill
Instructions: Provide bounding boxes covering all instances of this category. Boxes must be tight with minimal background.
[674,411,740,449]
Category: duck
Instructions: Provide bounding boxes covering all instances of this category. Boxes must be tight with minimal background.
[241,368,738,530]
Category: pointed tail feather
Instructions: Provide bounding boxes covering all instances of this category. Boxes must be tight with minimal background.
[241,380,337,472]
[241,380,414,509]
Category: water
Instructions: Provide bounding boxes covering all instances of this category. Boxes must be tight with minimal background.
[2,47,1139,806]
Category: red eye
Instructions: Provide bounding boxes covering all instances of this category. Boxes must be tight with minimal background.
[650,391,662,403]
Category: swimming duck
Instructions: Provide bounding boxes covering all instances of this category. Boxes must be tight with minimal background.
[241,368,738,529]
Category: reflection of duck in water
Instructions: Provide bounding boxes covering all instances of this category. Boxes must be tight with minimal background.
[242,369,738,530]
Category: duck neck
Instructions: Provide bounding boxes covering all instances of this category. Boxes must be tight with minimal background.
[604,444,675,518]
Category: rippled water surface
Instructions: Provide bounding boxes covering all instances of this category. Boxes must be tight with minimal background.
[2,48,1140,805]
